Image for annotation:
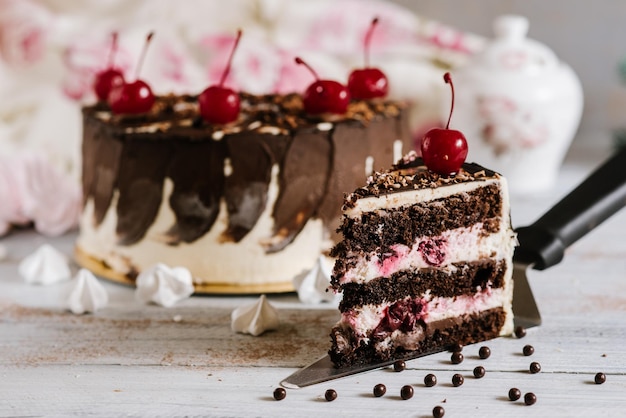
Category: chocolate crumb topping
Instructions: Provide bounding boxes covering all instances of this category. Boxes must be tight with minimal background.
[344,152,499,206]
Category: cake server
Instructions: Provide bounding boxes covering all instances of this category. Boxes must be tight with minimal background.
[282,147,626,389]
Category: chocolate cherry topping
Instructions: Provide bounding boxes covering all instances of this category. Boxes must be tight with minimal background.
[109,32,155,114]
[420,72,468,176]
[348,17,389,100]
[94,32,124,101]
[295,56,350,115]
[199,29,242,124]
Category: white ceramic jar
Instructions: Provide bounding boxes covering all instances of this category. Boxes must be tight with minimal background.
[450,15,583,195]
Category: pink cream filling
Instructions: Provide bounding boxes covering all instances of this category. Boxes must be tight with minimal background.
[341,286,502,340]
[340,223,510,284]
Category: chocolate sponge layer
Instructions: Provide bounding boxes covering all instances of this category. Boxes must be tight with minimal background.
[338,259,507,311]
[329,307,507,368]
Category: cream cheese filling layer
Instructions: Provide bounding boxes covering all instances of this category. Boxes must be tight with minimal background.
[341,287,511,340]
[339,222,516,284]
[77,164,326,285]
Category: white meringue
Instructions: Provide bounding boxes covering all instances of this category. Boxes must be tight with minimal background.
[231,295,279,336]
[135,263,194,307]
[293,255,339,305]
[18,243,71,285]
[67,269,108,314]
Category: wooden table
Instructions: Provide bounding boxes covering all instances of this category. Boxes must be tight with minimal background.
[1,142,625,417]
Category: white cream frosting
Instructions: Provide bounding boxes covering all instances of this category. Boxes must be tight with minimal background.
[67,268,109,314]
[18,244,71,285]
[77,164,324,286]
[231,294,280,336]
[292,255,339,305]
[345,178,501,217]
[135,263,195,307]
[340,222,517,284]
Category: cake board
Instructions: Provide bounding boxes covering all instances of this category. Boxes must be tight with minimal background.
[74,246,296,295]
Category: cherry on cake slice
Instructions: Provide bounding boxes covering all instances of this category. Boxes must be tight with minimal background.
[328,151,516,367]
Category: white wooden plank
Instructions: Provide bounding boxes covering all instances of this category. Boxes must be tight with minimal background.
[1,364,624,418]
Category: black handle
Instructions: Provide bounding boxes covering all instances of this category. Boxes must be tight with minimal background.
[515,147,626,270]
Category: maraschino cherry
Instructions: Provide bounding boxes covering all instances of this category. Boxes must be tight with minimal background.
[108,32,155,114]
[421,72,468,176]
[348,17,389,100]
[198,30,242,124]
[93,32,125,102]
[295,57,350,115]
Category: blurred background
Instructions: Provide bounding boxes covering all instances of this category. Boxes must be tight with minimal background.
[392,0,626,146]
[1,0,624,235]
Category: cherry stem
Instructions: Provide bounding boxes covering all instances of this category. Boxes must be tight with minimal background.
[294,56,319,81]
[443,72,455,130]
[219,29,242,87]
[107,32,118,69]
[364,17,379,68]
[134,32,154,80]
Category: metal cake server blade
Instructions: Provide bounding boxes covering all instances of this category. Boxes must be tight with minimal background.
[283,148,626,389]
[511,262,541,329]
[281,350,441,389]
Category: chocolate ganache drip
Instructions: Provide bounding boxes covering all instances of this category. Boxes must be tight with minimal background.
[81,93,409,250]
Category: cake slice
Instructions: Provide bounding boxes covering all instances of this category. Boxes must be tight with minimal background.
[328,151,516,367]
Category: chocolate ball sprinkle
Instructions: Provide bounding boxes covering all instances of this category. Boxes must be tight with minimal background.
[479,346,491,359]
[515,326,527,338]
[595,372,606,384]
[473,366,486,378]
[508,387,521,401]
[452,373,464,387]
[451,351,464,364]
[400,385,414,400]
[523,344,535,356]
[393,360,406,372]
[424,373,437,387]
[433,405,445,418]
[273,387,286,401]
[373,383,387,397]
[324,389,337,402]
[524,392,537,405]
[529,361,541,374]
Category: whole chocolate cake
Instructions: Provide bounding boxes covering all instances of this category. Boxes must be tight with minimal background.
[77,93,411,291]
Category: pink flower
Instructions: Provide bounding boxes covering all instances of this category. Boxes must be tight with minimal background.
[0,0,52,67]
[0,153,80,236]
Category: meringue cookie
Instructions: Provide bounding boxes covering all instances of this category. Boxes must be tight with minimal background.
[18,243,71,285]
[231,295,279,336]
[293,255,339,305]
[67,269,108,314]
[135,263,194,307]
